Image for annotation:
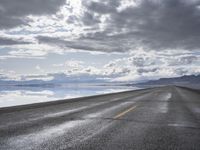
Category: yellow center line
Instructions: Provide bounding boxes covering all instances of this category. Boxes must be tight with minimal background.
[113,105,137,119]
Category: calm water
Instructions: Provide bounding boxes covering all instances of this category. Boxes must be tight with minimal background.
[0,84,139,108]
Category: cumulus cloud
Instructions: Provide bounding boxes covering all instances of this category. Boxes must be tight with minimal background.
[100,50,200,81]
[0,0,66,29]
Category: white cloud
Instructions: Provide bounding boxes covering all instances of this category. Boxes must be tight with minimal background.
[0,69,21,81]
[53,60,84,68]
[117,0,139,12]
[22,74,54,81]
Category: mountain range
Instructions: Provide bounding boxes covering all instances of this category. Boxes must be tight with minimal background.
[136,74,200,89]
[0,73,199,89]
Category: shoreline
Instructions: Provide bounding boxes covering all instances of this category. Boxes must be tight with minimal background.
[0,87,148,113]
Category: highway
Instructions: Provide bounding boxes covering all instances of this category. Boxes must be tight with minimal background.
[0,86,200,150]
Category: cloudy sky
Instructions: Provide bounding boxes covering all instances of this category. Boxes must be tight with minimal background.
[0,0,200,82]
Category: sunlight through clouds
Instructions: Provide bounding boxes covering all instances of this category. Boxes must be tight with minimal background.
[0,0,199,83]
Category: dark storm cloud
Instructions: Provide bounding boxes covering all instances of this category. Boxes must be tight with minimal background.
[0,0,66,29]
[35,0,200,52]
[81,11,101,26]
[80,0,200,52]
[137,68,158,74]
[36,36,104,51]
[0,37,31,45]
[83,0,119,14]
[36,35,127,52]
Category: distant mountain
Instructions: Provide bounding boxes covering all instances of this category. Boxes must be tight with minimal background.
[1,72,200,89]
[136,74,200,89]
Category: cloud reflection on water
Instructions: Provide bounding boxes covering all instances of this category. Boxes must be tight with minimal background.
[0,85,138,108]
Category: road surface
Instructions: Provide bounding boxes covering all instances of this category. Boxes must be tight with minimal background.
[0,85,200,150]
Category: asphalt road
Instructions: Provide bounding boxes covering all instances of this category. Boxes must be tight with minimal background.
[0,85,200,150]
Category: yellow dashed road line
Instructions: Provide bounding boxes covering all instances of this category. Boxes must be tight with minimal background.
[114,105,137,119]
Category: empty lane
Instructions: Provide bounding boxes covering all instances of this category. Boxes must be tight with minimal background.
[0,86,199,150]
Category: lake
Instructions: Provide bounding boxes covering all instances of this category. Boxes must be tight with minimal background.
[0,84,140,108]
